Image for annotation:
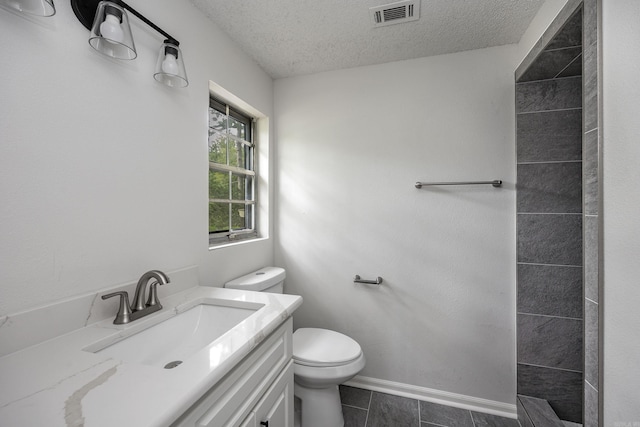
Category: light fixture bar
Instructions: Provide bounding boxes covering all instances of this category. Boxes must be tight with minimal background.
[117,0,179,46]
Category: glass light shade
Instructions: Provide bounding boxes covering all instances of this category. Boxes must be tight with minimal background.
[88,1,136,60]
[2,0,55,16]
[154,41,188,88]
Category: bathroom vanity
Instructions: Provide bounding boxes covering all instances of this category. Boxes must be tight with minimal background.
[172,319,294,426]
[0,267,302,427]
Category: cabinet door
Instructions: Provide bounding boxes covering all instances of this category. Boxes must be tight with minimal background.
[254,362,294,427]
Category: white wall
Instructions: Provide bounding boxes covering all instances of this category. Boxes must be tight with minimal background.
[602,0,640,423]
[274,45,519,405]
[0,0,273,316]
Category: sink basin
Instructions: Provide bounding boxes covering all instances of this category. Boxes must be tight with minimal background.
[86,301,262,368]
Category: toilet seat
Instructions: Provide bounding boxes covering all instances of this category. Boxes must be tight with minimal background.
[293,328,362,367]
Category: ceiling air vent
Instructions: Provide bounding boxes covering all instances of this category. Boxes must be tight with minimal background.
[370,0,420,28]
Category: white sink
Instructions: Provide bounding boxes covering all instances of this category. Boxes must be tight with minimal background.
[86,301,262,368]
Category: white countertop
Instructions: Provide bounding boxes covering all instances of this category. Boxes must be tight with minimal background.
[0,285,302,427]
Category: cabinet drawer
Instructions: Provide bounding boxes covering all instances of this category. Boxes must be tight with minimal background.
[172,318,292,427]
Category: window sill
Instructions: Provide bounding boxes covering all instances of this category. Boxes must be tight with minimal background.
[208,236,269,251]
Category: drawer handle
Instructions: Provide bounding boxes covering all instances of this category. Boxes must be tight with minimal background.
[260,422,269,427]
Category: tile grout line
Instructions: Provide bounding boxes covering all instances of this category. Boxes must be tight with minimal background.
[585,379,598,392]
[470,410,478,427]
[517,312,584,321]
[417,398,421,427]
[363,390,372,427]
[517,160,583,165]
[517,262,582,268]
[516,107,582,115]
[553,52,582,79]
[518,361,583,373]
[545,45,582,53]
[342,403,369,411]
[516,213,583,216]
[516,75,582,85]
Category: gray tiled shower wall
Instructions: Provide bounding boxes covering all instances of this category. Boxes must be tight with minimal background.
[516,75,583,424]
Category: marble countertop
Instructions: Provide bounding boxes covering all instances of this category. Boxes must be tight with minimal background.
[0,285,302,427]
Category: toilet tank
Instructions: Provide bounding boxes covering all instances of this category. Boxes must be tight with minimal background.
[224,267,286,293]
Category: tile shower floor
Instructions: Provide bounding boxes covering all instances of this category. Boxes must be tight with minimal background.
[338,385,521,427]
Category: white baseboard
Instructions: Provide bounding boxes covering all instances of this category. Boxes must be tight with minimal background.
[343,375,517,420]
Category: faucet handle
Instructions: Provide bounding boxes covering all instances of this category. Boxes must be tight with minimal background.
[145,281,163,308]
[102,291,133,325]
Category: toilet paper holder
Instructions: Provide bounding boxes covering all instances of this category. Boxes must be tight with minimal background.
[354,275,383,285]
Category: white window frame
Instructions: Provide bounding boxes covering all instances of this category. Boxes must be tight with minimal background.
[208,96,258,246]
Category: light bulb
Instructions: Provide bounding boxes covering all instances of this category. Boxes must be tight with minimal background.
[100,13,124,43]
[161,53,179,75]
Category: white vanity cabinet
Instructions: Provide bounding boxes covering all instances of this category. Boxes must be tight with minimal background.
[172,318,294,427]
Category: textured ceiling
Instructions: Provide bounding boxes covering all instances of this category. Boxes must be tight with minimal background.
[190,0,546,79]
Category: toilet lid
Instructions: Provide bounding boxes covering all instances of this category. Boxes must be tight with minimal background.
[293,328,362,367]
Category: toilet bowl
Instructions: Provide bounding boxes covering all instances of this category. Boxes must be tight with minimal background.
[293,328,366,427]
[225,267,366,427]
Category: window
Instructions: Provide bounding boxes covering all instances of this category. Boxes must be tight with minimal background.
[208,97,256,245]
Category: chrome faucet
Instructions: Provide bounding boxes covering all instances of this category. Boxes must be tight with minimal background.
[102,270,170,324]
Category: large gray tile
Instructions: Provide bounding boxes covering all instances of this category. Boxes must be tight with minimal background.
[518,395,564,427]
[584,129,599,215]
[470,412,520,427]
[518,314,583,371]
[585,299,599,389]
[584,215,599,302]
[546,9,583,50]
[517,162,582,213]
[517,109,582,163]
[584,382,599,427]
[519,48,582,82]
[340,385,371,410]
[516,77,582,113]
[518,264,582,318]
[342,405,367,427]
[367,392,419,427]
[517,397,535,427]
[517,364,583,423]
[517,214,583,266]
[419,401,473,427]
[584,41,598,132]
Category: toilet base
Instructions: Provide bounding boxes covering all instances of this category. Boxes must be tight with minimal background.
[294,382,344,427]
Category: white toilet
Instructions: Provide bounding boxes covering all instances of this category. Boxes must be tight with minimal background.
[225,267,365,427]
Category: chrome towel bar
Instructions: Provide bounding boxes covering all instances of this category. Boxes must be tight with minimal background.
[354,275,383,285]
[415,180,502,189]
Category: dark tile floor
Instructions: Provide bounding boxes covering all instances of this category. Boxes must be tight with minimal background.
[340,385,522,427]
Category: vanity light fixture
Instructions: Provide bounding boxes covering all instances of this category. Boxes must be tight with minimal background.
[1,0,56,16]
[71,0,188,87]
